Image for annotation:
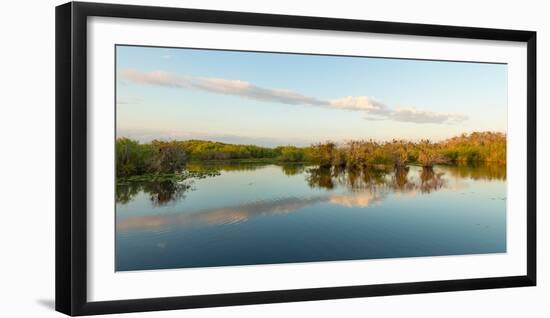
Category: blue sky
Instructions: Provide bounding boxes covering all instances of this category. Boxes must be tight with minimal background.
[116,45,507,147]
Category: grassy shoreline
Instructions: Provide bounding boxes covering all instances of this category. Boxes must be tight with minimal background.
[116,132,505,180]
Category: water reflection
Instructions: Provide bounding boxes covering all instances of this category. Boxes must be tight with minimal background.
[281,163,306,176]
[419,167,446,193]
[116,181,192,206]
[116,162,507,270]
[306,167,336,189]
[306,165,445,194]
[117,191,385,232]
[116,162,505,206]
[117,163,505,232]
[446,163,506,181]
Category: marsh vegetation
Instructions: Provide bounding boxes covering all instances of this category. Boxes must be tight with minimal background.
[116,131,506,180]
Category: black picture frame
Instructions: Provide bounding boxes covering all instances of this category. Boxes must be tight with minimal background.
[55,1,537,316]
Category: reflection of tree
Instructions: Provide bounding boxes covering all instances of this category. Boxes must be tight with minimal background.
[144,181,192,206]
[419,167,445,193]
[394,167,409,188]
[281,164,305,176]
[343,167,361,190]
[389,166,416,192]
[305,165,450,195]
[342,167,388,192]
[446,162,506,181]
[118,162,506,209]
[116,167,222,206]
[116,183,141,205]
[117,162,507,232]
[306,167,335,189]
[361,166,390,189]
[116,181,192,206]
[306,166,398,195]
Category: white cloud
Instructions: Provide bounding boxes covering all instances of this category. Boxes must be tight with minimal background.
[391,107,468,124]
[119,68,467,124]
[120,69,179,87]
[329,96,390,114]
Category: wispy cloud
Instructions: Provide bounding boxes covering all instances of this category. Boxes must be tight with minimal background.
[391,107,468,124]
[120,69,327,106]
[119,69,467,124]
[329,96,390,114]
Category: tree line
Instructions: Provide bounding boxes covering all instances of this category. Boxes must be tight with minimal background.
[308,131,506,168]
[116,132,506,178]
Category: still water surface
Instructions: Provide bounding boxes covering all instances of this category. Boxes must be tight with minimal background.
[116,163,506,271]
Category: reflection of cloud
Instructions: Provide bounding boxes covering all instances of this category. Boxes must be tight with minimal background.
[329,193,380,207]
[117,192,382,233]
[116,164,503,234]
[192,196,326,225]
[119,68,467,124]
[118,216,167,231]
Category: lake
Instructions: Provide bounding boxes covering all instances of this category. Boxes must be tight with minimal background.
[115,162,506,271]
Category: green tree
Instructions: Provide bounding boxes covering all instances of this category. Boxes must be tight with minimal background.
[277,146,305,162]
[309,142,337,167]
[416,139,447,167]
[116,138,152,177]
[150,140,188,173]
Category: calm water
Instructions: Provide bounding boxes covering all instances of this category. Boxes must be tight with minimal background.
[116,163,506,271]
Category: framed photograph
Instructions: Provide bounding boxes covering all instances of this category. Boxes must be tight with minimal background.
[56,1,536,316]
